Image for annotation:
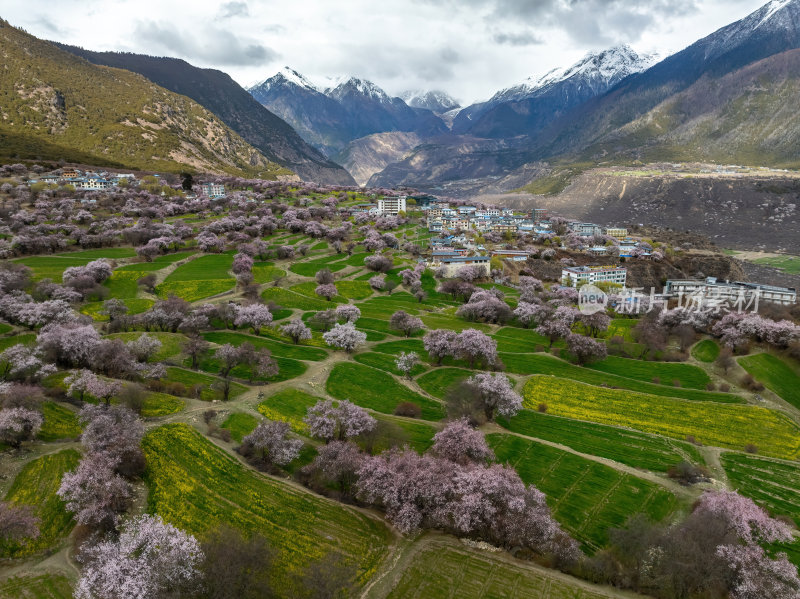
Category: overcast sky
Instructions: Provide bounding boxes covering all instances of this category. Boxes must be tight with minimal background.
[3,0,769,104]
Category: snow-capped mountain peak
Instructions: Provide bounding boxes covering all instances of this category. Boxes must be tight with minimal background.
[757,0,795,27]
[252,67,320,93]
[324,76,391,102]
[491,44,660,104]
[400,89,461,113]
[699,0,800,59]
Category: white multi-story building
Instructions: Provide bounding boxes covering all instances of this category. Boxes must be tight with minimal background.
[664,278,796,306]
[77,176,112,191]
[377,196,407,215]
[429,255,491,278]
[201,183,225,198]
[562,265,627,288]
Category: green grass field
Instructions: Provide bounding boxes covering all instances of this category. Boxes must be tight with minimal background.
[326,363,445,421]
[13,255,95,282]
[502,354,740,403]
[498,410,704,472]
[738,353,800,409]
[415,368,472,398]
[56,248,137,260]
[751,254,800,274]
[256,389,437,452]
[587,356,711,389]
[221,412,259,442]
[201,331,328,361]
[81,298,153,321]
[489,434,677,551]
[105,332,186,362]
[336,281,373,300]
[372,339,429,360]
[163,254,233,280]
[353,352,428,378]
[603,318,637,341]
[0,333,36,351]
[290,281,346,304]
[141,392,185,418]
[102,270,142,299]
[38,402,81,442]
[522,376,800,460]
[164,367,248,401]
[495,327,563,349]
[366,417,438,454]
[692,339,720,363]
[288,254,351,277]
[1,450,81,558]
[156,254,235,301]
[722,453,800,525]
[0,574,74,599]
[421,314,492,333]
[257,388,319,433]
[156,279,235,302]
[143,424,390,591]
[252,263,285,284]
[385,540,617,599]
[194,351,306,384]
[116,251,196,271]
[261,287,331,311]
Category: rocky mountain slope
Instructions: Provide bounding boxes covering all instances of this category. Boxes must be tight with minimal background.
[332,132,422,185]
[531,0,800,163]
[452,45,658,138]
[492,166,800,252]
[55,47,353,185]
[248,68,447,157]
[0,21,288,178]
[371,0,800,190]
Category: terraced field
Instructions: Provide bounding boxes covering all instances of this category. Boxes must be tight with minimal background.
[141,392,185,417]
[738,353,800,410]
[194,350,306,384]
[157,254,235,301]
[201,331,328,361]
[1,450,80,558]
[257,388,320,433]
[722,453,800,525]
[115,251,196,271]
[587,356,711,389]
[503,354,739,403]
[415,368,472,398]
[13,255,99,282]
[489,434,679,551]
[499,410,704,472]
[326,362,445,421]
[261,287,331,311]
[354,352,428,377]
[692,339,720,362]
[38,402,81,442]
[164,366,248,401]
[220,412,259,442]
[0,574,74,599]
[106,332,186,361]
[142,424,391,591]
[381,540,619,599]
[522,377,800,459]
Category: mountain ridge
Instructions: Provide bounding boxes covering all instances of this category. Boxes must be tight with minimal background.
[0,20,289,178]
[52,48,355,185]
[248,68,448,158]
[370,0,800,191]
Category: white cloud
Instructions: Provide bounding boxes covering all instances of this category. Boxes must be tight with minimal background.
[5,0,768,103]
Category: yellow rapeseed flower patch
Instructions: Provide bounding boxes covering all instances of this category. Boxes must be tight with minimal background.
[142,424,390,591]
[523,376,800,460]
